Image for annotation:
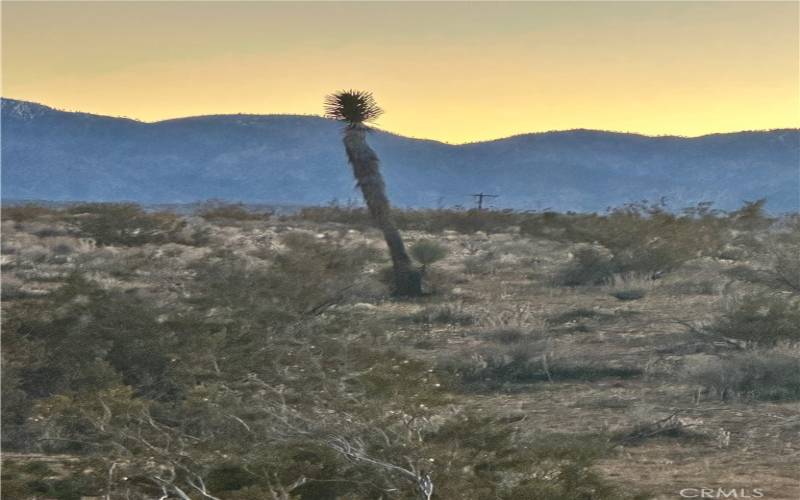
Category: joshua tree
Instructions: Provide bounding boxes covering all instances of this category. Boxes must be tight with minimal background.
[324,90,422,296]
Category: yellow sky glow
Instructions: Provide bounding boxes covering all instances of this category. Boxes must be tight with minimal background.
[2,1,798,143]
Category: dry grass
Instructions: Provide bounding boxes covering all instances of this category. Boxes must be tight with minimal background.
[2,205,799,499]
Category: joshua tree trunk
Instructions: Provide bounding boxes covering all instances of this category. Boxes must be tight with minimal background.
[343,125,422,296]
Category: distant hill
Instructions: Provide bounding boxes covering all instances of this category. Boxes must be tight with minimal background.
[2,98,798,212]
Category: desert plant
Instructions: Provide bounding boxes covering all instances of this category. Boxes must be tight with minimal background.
[687,350,800,401]
[69,203,185,246]
[410,239,449,274]
[440,342,641,391]
[612,289,647,301]
[197,201,271,222]
[410,304,477,326]
[1,203,59,221]
[548,308,615,325]
[772,246,800,292]
[554,247,615,286]
[709,294,800,345]
[324,90,422,296]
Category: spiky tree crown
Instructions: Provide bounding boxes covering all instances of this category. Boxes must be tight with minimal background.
[324,90,383,126]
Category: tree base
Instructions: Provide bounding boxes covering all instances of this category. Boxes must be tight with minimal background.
[393,267,423,297]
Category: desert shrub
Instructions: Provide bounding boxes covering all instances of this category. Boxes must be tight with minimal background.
[529,202,730,280]
[295,204,525,234]
[613,414,707,446]
[410,239,448,271]
[395,208,521,234]
[68,203,186,246]
[687,350,800,401]
[50,242,75,255]
[5,276,179,400]
[612,289,646,301]
[505,462,648,500]
[205,464,258,492]
[502,430,648,499]
[1,203,60,221]
[440,343,641,391]
[554,247,615,286]
[402,413,644,500]
[295,204,374,228]
[33,226,72,238]
[721,220,800,293]
[189,233,380,321]
[664,280,717,296]
[482,328,527,344]
[548,308,615,325]
[1,279,30,301]
[729,199,772,231]
[772,246,800,292]
[410,304,477,326]
[464,252,497,275]
[197,201,271,222]
[709,294,800,345]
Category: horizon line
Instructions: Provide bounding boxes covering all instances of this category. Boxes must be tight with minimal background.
[3,96,798,146]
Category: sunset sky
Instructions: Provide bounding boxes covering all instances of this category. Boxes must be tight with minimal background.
[2,1,798,143]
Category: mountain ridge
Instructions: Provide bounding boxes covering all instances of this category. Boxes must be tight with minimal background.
[2,98,799,212]
[4,97,796,143]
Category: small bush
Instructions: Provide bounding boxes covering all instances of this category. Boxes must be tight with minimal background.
[530,202,731,282]
[197,201,271,222]
[710,294,800,345]
[773,247,800,292]
[410,304,476,326]
[295,205,524,234]
[69,203,185,246]
[548,308,615,325]
[440,343,641,391]
[410,239,448,270]
[482,328,527,344]
[464,253,496,275]
[665,280,717,296]
[554,248,615,286]
[50,242,75,255]
[614,414,707,445]
[687,350,800,401]
[612,289,646,301]
[1,204,59,221]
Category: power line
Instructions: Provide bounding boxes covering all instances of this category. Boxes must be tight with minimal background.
[470,193,498,210]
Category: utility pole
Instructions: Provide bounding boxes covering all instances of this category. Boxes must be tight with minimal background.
[471,193,498,210]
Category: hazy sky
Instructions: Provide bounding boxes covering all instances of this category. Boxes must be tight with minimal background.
[3,1,798,143]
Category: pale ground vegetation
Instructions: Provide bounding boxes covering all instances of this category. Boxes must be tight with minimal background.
[1,203,798,499]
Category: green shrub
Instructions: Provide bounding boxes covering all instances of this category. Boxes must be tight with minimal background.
[773,247,800,292]
[464,253,496,275]
[197,201,271,222]
[612,289,646,301]
[688,350,800,401]
[710,294,800,345]
[664,280,717,296]
[440,343,641,391]
[482,328,527,344]
[295,205,524,234]
[1,203,60,221]
[548,308,615,325]
[554,248,615,286]
[504,461,649,500]
[69,203,185,246]
[730,199,772,231]
[410,304,476,326]
[529,202,730,281]
[410,239,448,271]
[205,464,258,492]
